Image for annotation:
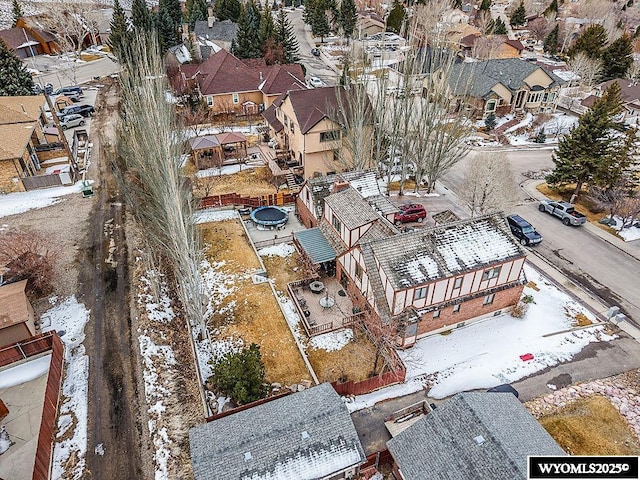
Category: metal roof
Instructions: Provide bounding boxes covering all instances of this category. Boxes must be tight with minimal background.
[294,228,337,264]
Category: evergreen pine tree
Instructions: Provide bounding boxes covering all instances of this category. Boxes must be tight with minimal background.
[187,0,209,28]
[484,112,497,130]
[568,24,607,59]
[601,34,633,80]
[339,0,357,39]
[259,4,275,48]
[215,0,242,22]
[543,0,557,16]
[160,0,183,27]
[275,8,299,63]
[386,0,405,34]
[156,9,179,52]
[209,344,268,405]
[235,2,262,58]
[0,39,34,95]
[132,0,153,32]
[451,0,462,8]
[11,0,22,27]
[493,17,507,34]
[510,1,526,27]
[310,1,330,41]
[303,0,315,24]
[108,0,129,60]
[543,24,559,54]
[480,0,491,11]
[546,82,625,200]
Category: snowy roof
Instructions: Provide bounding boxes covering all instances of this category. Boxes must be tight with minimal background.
[339,170,381,198]
[324,187,380,230]
[368,214,525,289]
[189,383,365,480]
[387,392,566,480]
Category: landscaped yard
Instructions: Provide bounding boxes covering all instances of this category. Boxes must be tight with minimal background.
[193,166,282,198]
[199,219,311,385]
[540,396,640,455]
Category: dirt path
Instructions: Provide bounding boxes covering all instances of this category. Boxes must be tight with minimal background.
[81,81,146,479]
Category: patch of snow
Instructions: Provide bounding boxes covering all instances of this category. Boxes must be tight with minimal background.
[310,329,354,352]
[0,426,11,454]
[0,182,84,218]
[0,354,51,388]
[547,383,557,390]
[258,243,296,257]
[277,293,306,346]
[504,112,534,134]
[41,296,90,480]
[195,164,251,177]
[194,209,240,224]
[94,443,104,456]
[608,216,640,242]
[345,264,615,412]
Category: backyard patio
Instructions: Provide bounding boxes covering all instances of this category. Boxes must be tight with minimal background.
[288,276,365,336]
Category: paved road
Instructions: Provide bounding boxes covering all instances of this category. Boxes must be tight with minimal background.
[441,147,640,324]
[33,57,121,90]
[287,9,338,86]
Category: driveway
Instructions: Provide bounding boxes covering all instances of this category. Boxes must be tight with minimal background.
[33,56,121,90]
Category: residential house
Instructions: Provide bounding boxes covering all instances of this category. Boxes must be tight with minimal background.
[194,10,238,55]
[441,8,470,25]
[17,14,97,51]
[0,95,65,193]
[355,12,385,39]
[0,27,55,58]
[263,86,370,179]
[189,383,366,480]
[0,280,37,347]
[387,392,566,480]
[461,35,524,60]
[175,50,306,114]
[436,57,563,119]
[294,174,526,347]
[581,78,640,125]
[356,32,408,67]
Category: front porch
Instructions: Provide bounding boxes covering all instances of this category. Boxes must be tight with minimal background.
[288,277,365,337]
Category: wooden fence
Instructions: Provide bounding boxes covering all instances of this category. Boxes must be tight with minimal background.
[331,349,406,397]
[253,235,293,249]
[360,449,393,478]
[21,174,64,191]
[199,192,295,209]
[0,332,64,480]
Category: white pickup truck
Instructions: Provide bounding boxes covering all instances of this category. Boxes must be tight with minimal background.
[538,200,587,226]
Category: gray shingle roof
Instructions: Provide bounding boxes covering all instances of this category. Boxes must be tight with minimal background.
[367,213,525,290]
[189,383,365,480]
[324,187,380,230]
[194,19,238,43]
[449,58,562,99]
[387,392,566,480]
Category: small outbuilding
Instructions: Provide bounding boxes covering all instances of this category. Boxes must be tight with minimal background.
[189,383,366,480]
[0,280,37,348]
[188,135,223,170]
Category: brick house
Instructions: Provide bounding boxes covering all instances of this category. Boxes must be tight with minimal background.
[435,58,564,119]
[387,392,566,480]
[174,50,306,115]
[294,174,527,348]
[189,383,366,480]
[0,95,66,193]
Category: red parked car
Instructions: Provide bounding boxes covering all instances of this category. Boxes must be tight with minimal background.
[394,204,427,225]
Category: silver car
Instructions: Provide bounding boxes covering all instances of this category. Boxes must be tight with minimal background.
[60,114,85,130]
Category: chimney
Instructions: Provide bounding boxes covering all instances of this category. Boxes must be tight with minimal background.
[208,7,214,28]
[181,23,189,42]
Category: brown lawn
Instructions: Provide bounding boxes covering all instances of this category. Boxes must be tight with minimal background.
[540,395,640,455]
[193,166,284,198]
[200,220,311,385]
[261,247,378,383]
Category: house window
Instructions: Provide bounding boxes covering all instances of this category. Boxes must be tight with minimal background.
[207,95,213,107]
[527,92,542,103]
[453,303,461,313]
[453,277,463,289]
[546,92,556,103]
[333,150,340,163]
[355,262,363,280]
[482,267,501,281]
[320,130,341,142]
[433,309,440,318]
[414,287,427,300]
[486,100,496,112]
[332,213,342,233]
[232,93,239,104]
[483,293,495,305]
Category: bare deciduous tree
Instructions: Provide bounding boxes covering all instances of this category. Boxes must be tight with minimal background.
[567,52,602,89]
[628,61,640,81]
[527,17,551,43]
[459,152,519,217]
[177,107,213,137]
[471,35,505,60]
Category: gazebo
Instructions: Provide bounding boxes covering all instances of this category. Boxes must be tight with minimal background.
[216,132,247,162]
[188,135,223,169]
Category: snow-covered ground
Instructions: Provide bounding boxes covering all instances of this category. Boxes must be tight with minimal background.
[40,296,91,480]
[344,264,616,412]
[608,216,640,242]
[507,113,578,146]
[0,182,85,218]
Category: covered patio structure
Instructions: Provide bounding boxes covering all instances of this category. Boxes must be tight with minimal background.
[216,132,248,164]
[189,135,223,169]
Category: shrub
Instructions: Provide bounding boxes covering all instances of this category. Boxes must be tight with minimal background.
[510,301,528,318]
[209,343,269,405]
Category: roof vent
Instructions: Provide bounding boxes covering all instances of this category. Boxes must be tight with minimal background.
[474,435,486,446]
[301,431,310,440]
[244,452,252,462]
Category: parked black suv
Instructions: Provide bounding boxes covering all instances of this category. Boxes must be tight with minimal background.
[506,214,542,246]
[59,104,95,117]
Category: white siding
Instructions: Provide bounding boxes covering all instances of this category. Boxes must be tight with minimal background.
[497,260,512,284]
[394,290,406,315]
[461,272,474,295]
[432,281,447,304]
[508,258,525,282]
